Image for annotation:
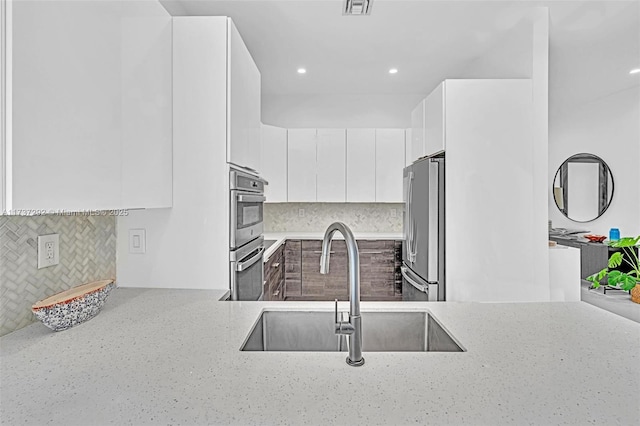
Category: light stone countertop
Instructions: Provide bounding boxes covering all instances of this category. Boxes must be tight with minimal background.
[263,232,403,260]
[1,288,639,425]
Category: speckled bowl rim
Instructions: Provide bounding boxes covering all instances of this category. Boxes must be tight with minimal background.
[31,279,116,311]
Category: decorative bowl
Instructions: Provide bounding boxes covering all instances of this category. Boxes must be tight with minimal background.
[31,279,116,331]
[584,234,607,243]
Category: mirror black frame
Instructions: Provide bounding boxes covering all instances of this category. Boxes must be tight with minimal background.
[552,153,614,223]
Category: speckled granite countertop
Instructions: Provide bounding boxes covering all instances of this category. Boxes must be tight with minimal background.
[263,232,403,260]
[1,288,639,425]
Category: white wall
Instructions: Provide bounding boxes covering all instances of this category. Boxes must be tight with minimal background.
[531,8,550,306]
[457,15,533,80]
[262,94,422,128]
[549,86,640,237]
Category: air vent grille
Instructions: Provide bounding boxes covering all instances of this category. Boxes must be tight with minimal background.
[343,0,373,16]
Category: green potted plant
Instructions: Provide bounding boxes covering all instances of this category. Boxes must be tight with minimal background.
[587,236,640,304]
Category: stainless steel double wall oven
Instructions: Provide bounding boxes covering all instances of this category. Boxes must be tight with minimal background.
[229,168,266,301]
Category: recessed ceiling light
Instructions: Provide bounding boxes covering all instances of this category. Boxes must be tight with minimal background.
[630,68,640,75]
[389,68,398,74]
[297,68,306,74]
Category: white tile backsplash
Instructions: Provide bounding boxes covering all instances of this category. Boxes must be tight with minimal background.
[264,203,403,233]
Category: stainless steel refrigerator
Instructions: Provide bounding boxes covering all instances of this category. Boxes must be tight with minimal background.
[402,155,445,301]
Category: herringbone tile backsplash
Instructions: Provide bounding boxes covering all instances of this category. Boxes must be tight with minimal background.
[0,215,116,336]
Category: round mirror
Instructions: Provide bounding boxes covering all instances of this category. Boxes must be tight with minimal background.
[552,153,614,223]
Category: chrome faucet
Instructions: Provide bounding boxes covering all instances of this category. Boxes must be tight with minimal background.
[320,222,364,367]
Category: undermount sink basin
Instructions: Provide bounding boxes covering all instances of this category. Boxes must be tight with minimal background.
[240,310,464,352]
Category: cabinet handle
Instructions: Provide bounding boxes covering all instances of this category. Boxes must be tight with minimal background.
[272,289,280,297]
[273,262,280,268]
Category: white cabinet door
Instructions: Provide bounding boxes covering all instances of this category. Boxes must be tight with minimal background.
[227,19,261,172]
[261,124,288,203]
[410,100,425,162]
[375,129,405,202]
[316,129,346,202]
[287,129,316,202]
[346,129,376,202]
[5,0,172,211]
[120,4,173,209]
[424,82,445,157]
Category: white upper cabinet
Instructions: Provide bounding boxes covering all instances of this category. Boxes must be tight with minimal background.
[410,100,425,163]
[405,128,413,167]
[316,129,346,202]
[2,0,172,212]
[346,129,376,202]
[424,82,445,157]
[287,129,317,202]
[375,129,405,202]
[261,124,288,203]
[227,20,261,172]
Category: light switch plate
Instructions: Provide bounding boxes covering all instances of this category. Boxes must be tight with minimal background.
[129,229,146,254]
[37,234,60,269]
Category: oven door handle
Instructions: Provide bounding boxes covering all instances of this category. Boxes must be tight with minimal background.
[236,247,265,272]
[237,195,266,203]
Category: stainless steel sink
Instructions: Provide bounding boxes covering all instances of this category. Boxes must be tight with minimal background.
[240,310,464,352]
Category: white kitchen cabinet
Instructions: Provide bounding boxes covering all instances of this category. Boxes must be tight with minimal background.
[405,129,413,167]
[2,0,172,212]
[346,129,376,202]
[375,129,405,202]
[227,20,261,172]
[287,129,317,202]
[316,129,346,202]
[424,82,445,156]
[442,79,545,302]
[261,124,288,203]
[410,100,425,163]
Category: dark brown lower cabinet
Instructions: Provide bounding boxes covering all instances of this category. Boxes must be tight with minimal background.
[284,240,302,297]
[283,239,401,301]
[359,240,398,301]
[301,240,349,300]
[263,243,284,301]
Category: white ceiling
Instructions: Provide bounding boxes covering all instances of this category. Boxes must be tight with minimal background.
[160,0,639,115]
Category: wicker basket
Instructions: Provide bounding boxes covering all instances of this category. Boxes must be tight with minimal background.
[631,283,640,304]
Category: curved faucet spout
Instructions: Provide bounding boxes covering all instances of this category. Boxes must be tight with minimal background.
[320,222,364,366]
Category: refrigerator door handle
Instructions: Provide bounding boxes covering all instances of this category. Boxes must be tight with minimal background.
[401,266,438,301]
[407,171,416,263]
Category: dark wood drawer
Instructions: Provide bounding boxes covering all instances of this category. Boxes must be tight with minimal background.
[284,240,302,297]
[263,244,284,301]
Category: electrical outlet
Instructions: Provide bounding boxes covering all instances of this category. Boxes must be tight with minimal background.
[298,209,305,218]
[37,234,60,269]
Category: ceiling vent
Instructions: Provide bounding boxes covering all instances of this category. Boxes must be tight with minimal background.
[343,0,373,16]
